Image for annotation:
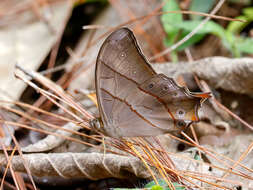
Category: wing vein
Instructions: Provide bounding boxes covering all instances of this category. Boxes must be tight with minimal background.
[100,88,167,131]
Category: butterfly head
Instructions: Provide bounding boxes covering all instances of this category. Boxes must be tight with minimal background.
[89,118,106,135]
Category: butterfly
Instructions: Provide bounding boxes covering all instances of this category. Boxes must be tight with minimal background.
[90,27,210,138]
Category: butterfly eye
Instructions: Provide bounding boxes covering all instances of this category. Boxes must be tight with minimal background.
[148,83,154,89]
[89,118,101,130]
[177,120,186,127]
[176,109,185,118]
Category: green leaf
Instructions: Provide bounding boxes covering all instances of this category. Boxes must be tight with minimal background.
[222,31,238,56]
[151,185,164,190]
[161,0,182,24]
[170,50,179,62]
[173,31,205,51]
[167,20,227,50]
[145,179,167,188]
[161,0,182,37]
[226,15,248,34]
[189,0,215,20]
[243,7,253,19]
[221,31,253,57]
[171,20,226,38]
[145,180,185,190]
[163,20,226,50]
[227,7,253,34]
[235,37,253,54]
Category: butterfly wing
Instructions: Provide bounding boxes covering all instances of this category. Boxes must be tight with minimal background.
[95,28,209,137]
[95,28,159,137]
[138,73,210,130]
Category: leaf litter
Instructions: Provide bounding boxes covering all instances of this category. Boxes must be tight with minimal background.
[0,0,252,189]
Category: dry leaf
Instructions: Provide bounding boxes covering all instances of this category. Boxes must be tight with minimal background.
[22,122,82,153]
[152,57,253,95]
[0,0,72,101]
[0,152,150,180]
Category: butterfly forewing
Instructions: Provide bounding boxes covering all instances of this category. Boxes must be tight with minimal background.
[95,28,159,137]
[96,28,156,85]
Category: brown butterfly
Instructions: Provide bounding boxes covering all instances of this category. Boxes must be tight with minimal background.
[90,27,210,138]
